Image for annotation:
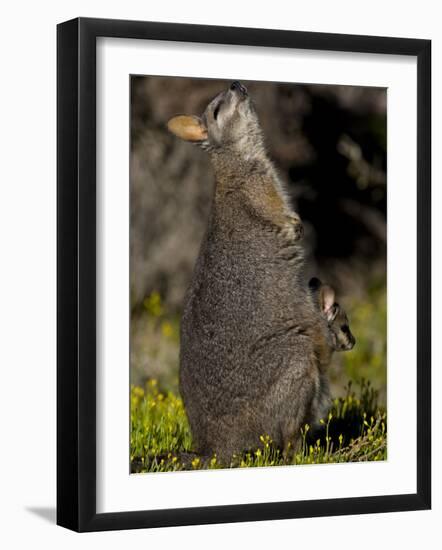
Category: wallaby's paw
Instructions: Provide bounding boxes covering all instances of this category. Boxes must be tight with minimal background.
[281,214,304,242]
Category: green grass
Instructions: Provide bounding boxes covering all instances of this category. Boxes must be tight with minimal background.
[339,282,387,402]
[130,379,386,473]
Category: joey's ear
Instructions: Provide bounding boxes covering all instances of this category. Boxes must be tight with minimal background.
[319,284,336,321]
[309,277,322,292]
[167,115,208,142]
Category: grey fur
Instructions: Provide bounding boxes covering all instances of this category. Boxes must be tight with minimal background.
[168,82,334,463]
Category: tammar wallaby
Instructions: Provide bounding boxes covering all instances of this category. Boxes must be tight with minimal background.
[168,81,330,463]
[308,277,356,422]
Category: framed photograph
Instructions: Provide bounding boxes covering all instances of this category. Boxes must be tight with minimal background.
[57,17,431,532]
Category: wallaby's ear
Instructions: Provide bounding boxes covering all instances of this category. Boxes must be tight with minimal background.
[167,115,208,142]
[309,277,322,291]
[319,284,336,321]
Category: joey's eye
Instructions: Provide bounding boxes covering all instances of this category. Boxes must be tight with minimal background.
[213,104,221,120]
[341,324,349,334]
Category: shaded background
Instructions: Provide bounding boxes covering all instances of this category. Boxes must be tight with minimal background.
[130,76,387,403]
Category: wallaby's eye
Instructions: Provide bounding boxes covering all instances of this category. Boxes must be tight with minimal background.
[341,324,349,334]
[213,104,221,120]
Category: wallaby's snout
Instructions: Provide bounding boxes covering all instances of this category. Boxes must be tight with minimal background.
[341,330,356,351]
[205,80,251,134]
[230,80,248,97]
[334,311,356,351]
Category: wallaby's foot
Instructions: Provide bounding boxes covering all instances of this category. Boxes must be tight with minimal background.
[280,213,304,242]
[282,438,302,463]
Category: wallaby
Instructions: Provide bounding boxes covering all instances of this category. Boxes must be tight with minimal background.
[307,277,356,424]
[168,81,331,463]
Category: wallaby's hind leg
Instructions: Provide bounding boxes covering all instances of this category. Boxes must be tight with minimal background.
[279,416,305,461]
[201,412,265,466]
[276,372,318,460]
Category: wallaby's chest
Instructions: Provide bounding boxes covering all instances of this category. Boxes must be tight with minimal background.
[184,217,310,348]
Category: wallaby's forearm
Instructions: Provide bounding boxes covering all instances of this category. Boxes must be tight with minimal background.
[239,182,304,241]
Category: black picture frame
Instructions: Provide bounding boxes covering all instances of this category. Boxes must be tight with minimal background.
[57,17,431,532]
